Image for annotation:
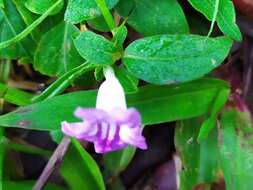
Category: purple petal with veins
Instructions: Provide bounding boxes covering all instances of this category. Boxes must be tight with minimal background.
[61,107,147,153]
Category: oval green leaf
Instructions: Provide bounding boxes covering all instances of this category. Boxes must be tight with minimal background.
[116,0,189,36]
[64,0,118,24]
[123,35,232,84]
[73,31,120,65]
[188,0,242,41]
[34,22,84,76]
[25,0,64,15]
[114,66,138,93]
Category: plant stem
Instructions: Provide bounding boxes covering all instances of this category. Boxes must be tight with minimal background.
[33,137,71,190]
[32,61,95,102]
[0,0,63,50]
[0,59,10,83]
[207,0,220,37]
[95,0,116,30]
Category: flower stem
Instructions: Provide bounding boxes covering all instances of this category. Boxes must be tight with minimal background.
[33,137,71,190]
[95,0,116,30]
[103,66,115,80]
[32,61,95,102]
[0,0,63,50]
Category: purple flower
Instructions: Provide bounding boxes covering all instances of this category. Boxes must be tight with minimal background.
[61,67,147,153]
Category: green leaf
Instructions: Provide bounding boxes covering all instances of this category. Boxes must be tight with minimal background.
[219,109,253,189]
[0,83,33,106]
[0,0,62,49]
[114,66,138,93]
[25,0,64,15]
[112,25,127,50]
[116,0,189,36]
[104,146,136,176]
[12,0,41,41]
[0,59,10,82]
[188,0,242,41]
[34,22,84,76]
[0,78,228,130]
[0,0,4,8]
[50,130,63,143]
[87,16,110,32]
[74,31,120,65]
[0,0,36,59]
[60,139,105,190]
[3,180,66,190]
[123,35,232,84]
[94,66,104,81]
[64,0,118,24]
[198,88,230,140]
[175,117,219,190]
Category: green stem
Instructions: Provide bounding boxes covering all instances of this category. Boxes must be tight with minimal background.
[0,59,11,83]
[95,0,116,30]
[32,62,95,102]
[207,0,220,37]
[0,0,63,50]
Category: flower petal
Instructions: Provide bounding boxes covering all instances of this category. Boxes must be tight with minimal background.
[94,139,127,153]
[119,124,147,150]
[61,121,98,141]
[62,107,147,153]
[74,107,109,122]
[111,108,141,127]
[96,67,127,111]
